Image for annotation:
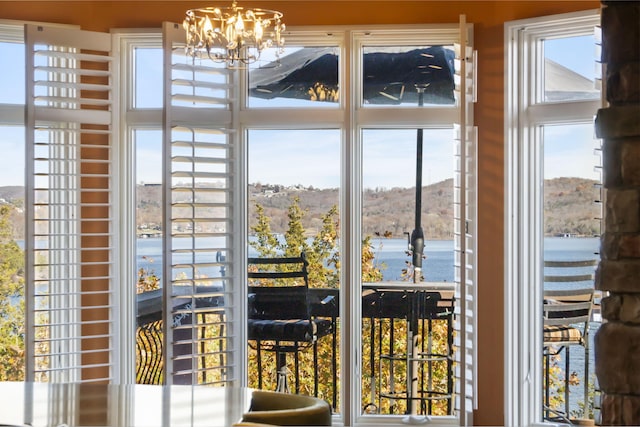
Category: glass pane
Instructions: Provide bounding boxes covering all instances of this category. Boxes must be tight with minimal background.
[134,129,164,384]
[134,48,163,108]
[0,42,25,104]
[361,128,456,416]
[246,129,340,410]
[136,129,163,287]
[543,35,600,102]
[0,125,25,381]
[362,46,455,106]
[248,46,339,108]
[542,123,601,420]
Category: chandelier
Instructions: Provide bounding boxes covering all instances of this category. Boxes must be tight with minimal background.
[183,1,285,67]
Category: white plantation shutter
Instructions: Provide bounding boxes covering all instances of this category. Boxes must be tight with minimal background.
[24,24,117,383]
[162,22,238,386]
[452,15,477,426]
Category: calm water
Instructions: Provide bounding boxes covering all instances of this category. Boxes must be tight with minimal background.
[136,237,456,282]
[137,236,600,284]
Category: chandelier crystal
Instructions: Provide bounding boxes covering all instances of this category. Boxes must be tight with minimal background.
[183,1,285,67]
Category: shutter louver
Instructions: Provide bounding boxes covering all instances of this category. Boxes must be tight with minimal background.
[25,24,117,383]
[452,15,477,426]
[162,22,237,386]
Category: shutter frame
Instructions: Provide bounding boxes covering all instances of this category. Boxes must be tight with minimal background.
[452,15,477,426]
[25,23,118,383]
[162,21,238,387]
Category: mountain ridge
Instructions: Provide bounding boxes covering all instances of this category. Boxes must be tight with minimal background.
[0,177,600,240]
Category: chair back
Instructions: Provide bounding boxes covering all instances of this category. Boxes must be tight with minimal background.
[543,259,596,347]
[248,253,311,321]
[544,259,597,285]
[543,288,594,327]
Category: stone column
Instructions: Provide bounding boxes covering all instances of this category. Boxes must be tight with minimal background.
[594,1,640,425]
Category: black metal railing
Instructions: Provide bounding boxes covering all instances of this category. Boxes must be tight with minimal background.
[135,289,595,417]
[136,320,163,385]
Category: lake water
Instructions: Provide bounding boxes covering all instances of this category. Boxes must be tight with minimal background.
[136,237,457,282]
[138,236,600,285]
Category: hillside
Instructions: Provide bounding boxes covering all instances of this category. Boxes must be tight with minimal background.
[543,177,601,237]
[0,186,24,202]
[248,177,600,239]
[0,177,600,240]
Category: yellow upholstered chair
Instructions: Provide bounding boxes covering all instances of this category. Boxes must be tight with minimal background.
[240,390,332,426]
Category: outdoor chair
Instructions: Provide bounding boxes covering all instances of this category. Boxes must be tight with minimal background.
[543,259,596,422]
[247,253,334,394]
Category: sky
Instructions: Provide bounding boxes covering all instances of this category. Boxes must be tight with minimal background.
[545,35,596,80]
[1,34,600,188]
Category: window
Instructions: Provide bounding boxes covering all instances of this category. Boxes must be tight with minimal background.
[243,29,347,415]
[246,128,341,403]
[239,23,476,425]
[505,9,602,426]
[117,31,164,385]
[361,127,456,417]
[359,26,477,425]
[4,16,476,426]
[0,23,25,380]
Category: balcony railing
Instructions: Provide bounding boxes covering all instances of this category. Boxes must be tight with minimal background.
[135,285,598,418]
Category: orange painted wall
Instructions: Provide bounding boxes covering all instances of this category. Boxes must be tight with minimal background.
[0,1,600,424]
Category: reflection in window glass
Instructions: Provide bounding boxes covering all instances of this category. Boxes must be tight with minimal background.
[134,48,163,108]
[361,128,455,416]
[248,46,339,108]
[543,35,599,102]
[0,42,25,105]
[246,129,341,409]
[362,46,455,106]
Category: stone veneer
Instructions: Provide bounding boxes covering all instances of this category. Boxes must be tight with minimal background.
[594,1,640,425]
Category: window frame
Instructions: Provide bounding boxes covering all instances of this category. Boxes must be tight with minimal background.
[113,29,164,384]
[504,9,602,426]
[22,22,120,383]
[348,23,475,426]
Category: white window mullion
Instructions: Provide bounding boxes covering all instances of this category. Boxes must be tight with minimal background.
[527,100,602,124]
